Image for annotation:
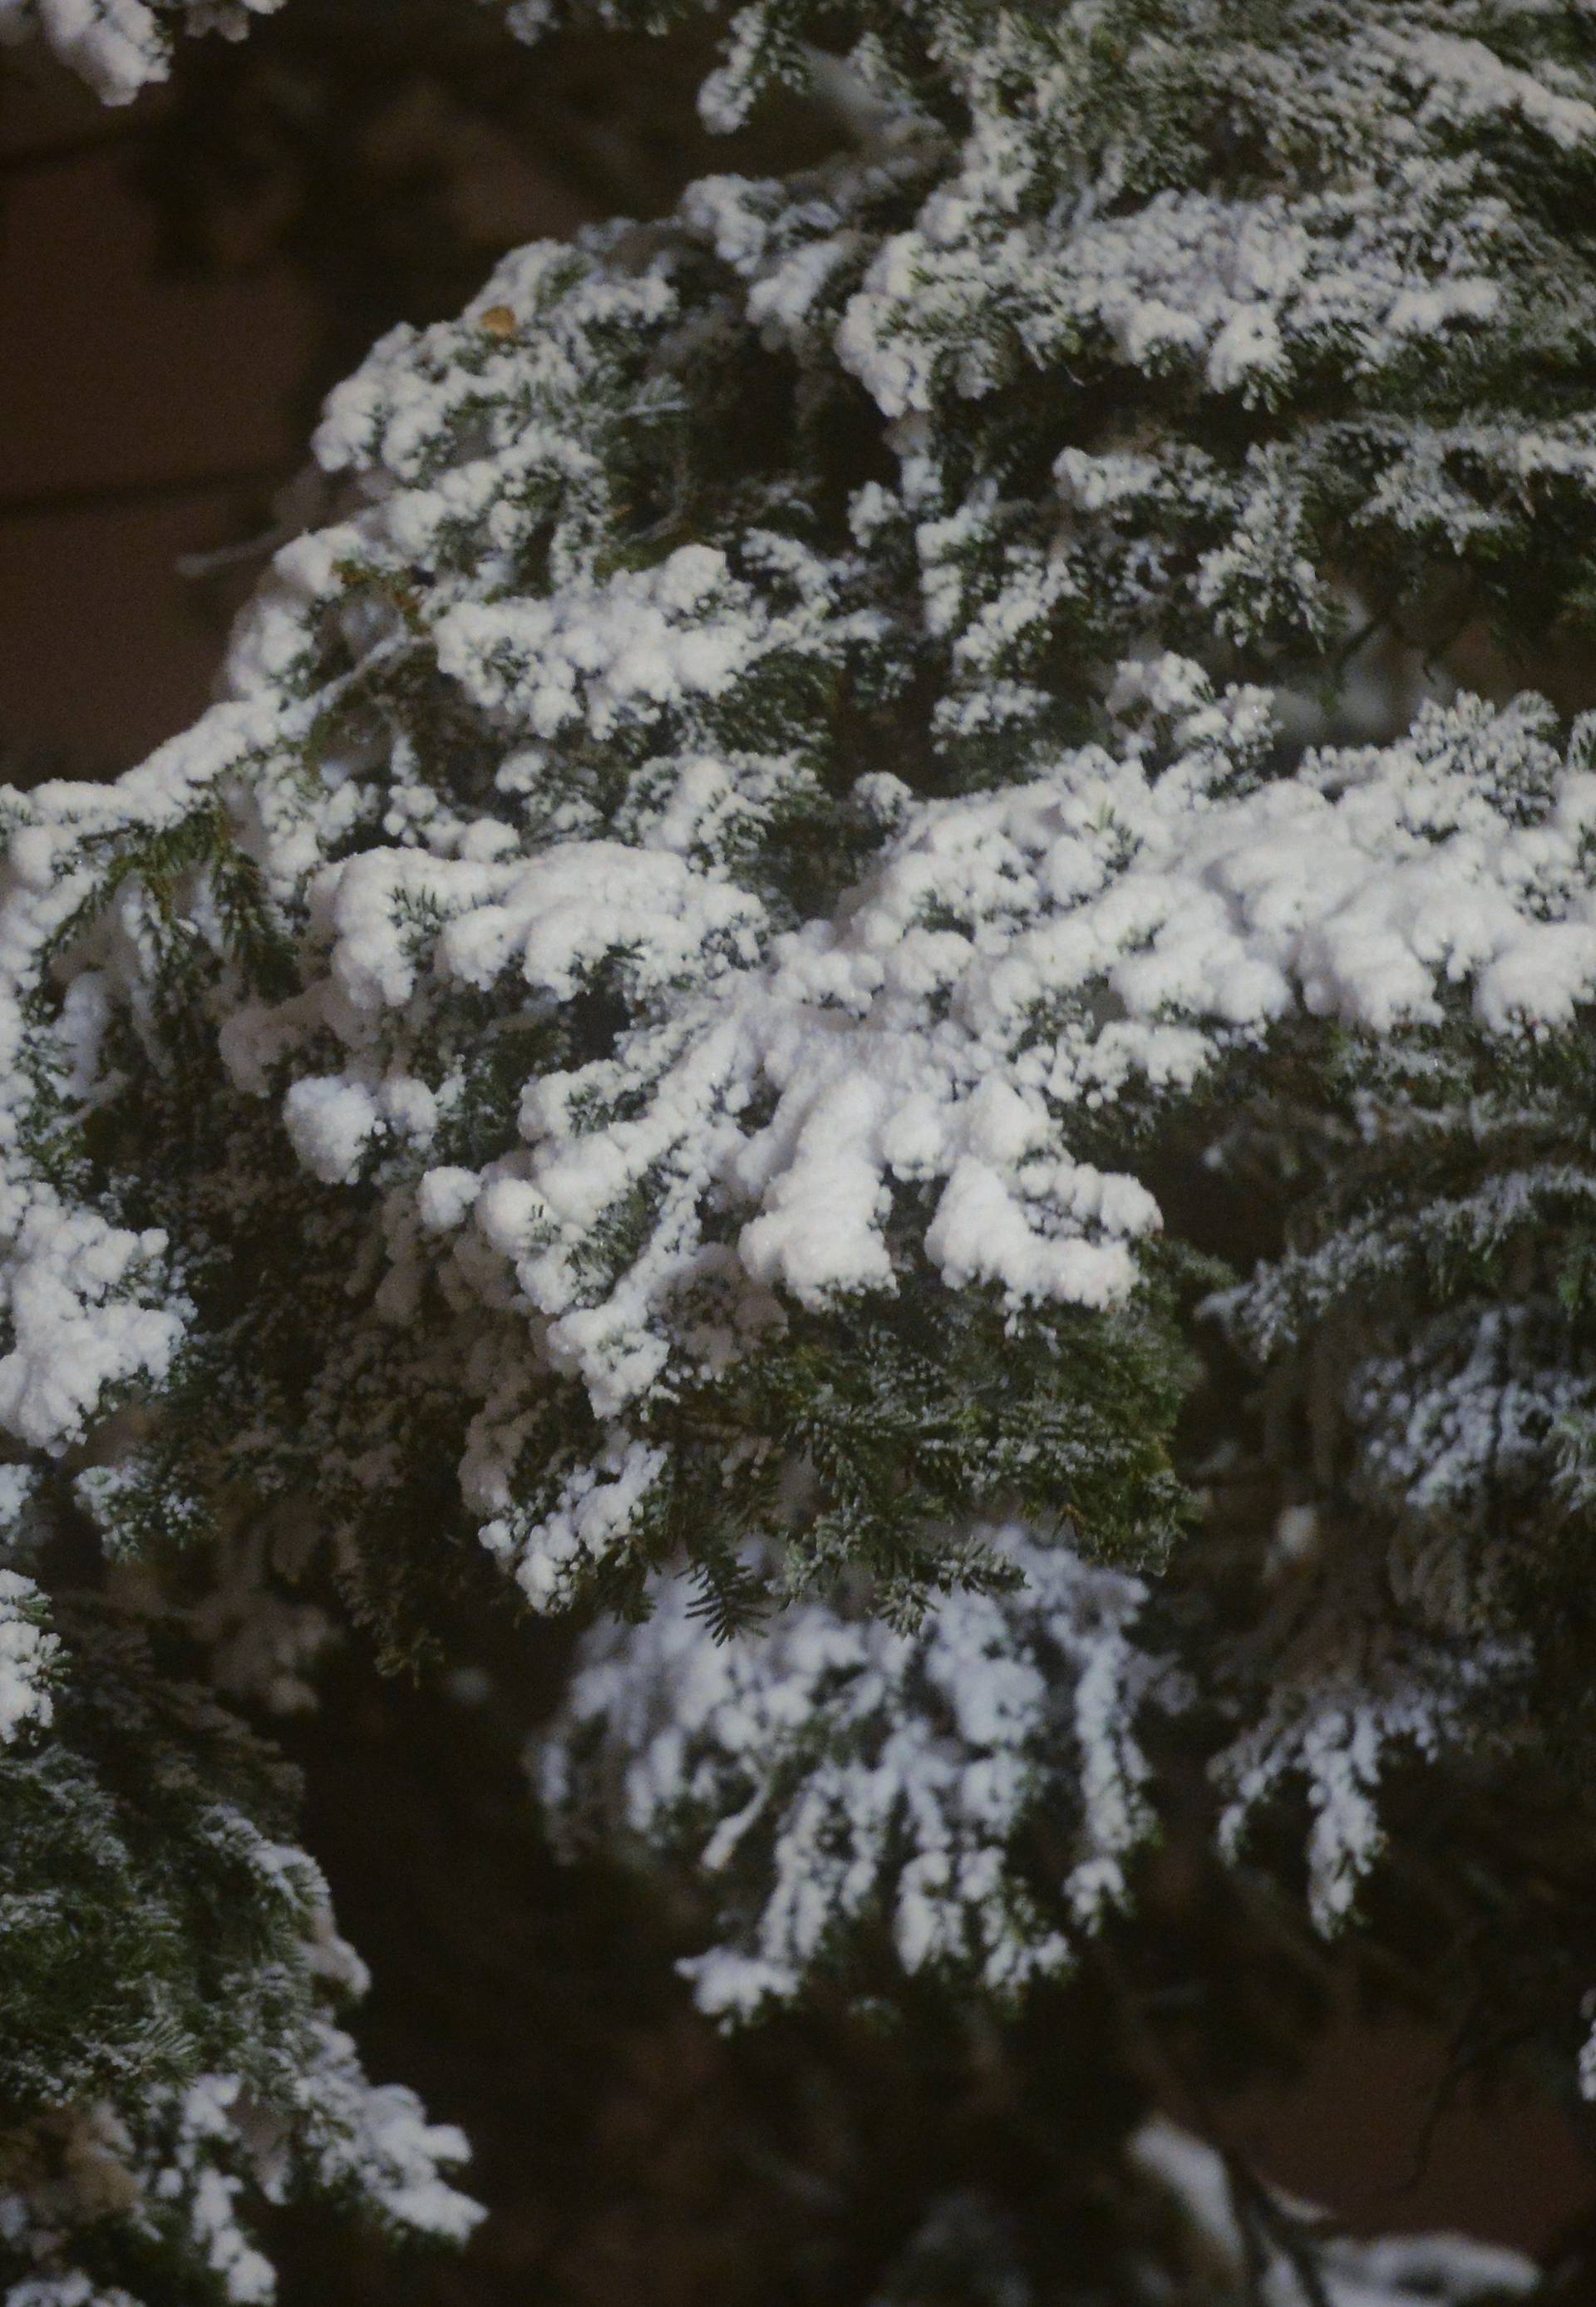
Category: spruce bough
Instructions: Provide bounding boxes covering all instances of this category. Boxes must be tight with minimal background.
[5,0,1596,2294]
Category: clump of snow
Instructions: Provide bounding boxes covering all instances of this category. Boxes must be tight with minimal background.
[0,1568,57,1743]
[1130,2116,1536,2305]
[0,0,285,102]
[539,1526,1161,2017]
[1213,1567,1520,1933]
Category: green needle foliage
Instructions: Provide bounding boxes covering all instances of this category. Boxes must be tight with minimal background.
[4,0,1596,2295]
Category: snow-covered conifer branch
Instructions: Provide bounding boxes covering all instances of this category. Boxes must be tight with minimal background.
[12,3,1596,2284]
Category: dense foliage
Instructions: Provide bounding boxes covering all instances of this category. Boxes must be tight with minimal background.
[6,0,1596,2294]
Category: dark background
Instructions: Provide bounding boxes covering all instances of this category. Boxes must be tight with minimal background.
[3,18,1594,2291]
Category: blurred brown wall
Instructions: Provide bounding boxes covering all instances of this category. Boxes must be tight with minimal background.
[1,60,317,762]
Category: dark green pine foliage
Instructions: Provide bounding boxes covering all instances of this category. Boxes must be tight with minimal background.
[0,1492,479,2304]
[4,0,1596,2296]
